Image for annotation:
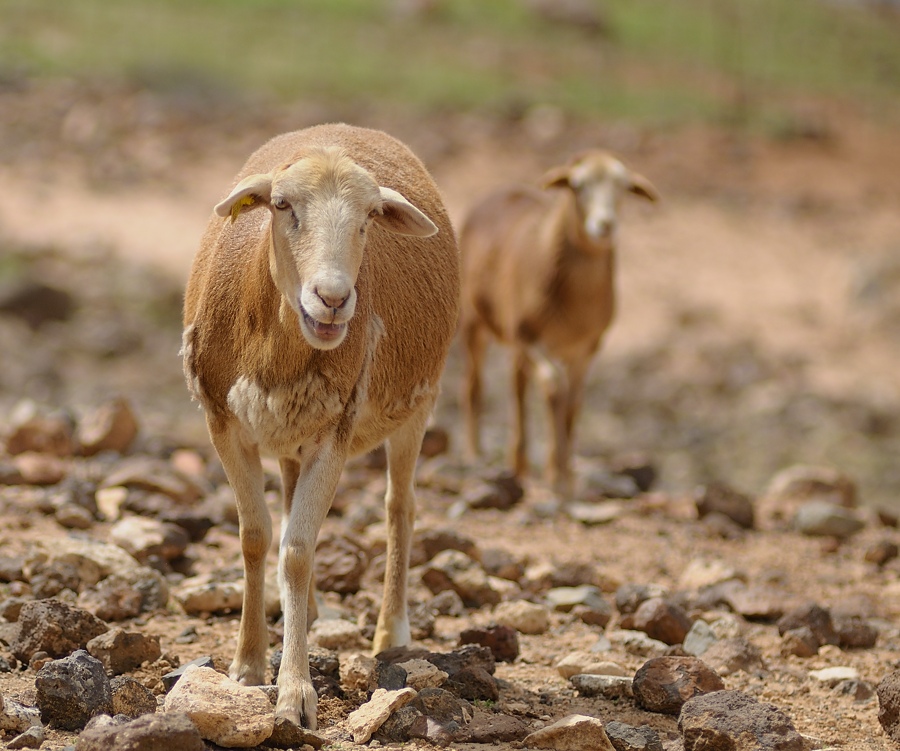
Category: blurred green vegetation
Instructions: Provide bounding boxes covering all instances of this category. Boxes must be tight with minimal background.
[0,0,898,125]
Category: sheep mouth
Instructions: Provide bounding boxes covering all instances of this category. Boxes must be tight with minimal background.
[302,309,346,342]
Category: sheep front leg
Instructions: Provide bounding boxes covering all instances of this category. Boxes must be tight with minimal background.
[208,420,271,687]
[276,440,346,730]
[510,346,532,478]
[461,318,488,461]
[373,404,431,653]
[533,353,572,496]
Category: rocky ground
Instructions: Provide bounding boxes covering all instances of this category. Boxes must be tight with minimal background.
[1,79,900,750]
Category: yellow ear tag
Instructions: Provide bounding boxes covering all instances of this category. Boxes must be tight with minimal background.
[230,195,255,224]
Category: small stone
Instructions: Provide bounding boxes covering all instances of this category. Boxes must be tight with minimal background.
[766,464,857,507]
[11,599,108,663]
[566,500,627,525]
[809,666,860,687]
[493,600,550,635]
[109,517,190,565]
[310,618,368,650]
[878,670,900,742]
[555,653,628,680]
[421,550,501,607]
[701,637,765,676]
[607,630,669,658]
[462,469,524,510]
[604,721,664,751]
[5,407,76,457]
[397,658,448,690]
[7,726,45,750]
[864,539,899,566]
[0,696,42,733]
[579,466,641,499]
[86,628,161,675]
[682,620,718,657]
[315,533,369,595]
[74,711,204,751]
[694,482,755,529]
[777,603,838,647]
[523,713,615,751]
[110,675,158,718]
[35,650,113,730]
[161,655,215,692]
[348,687,418,744]
[837,679,875,702]
[570,674,634,700]
[614,583,667,615]
[77,398,139,456]
[461,709,529,743]
[341,652,377,692]
[631,597,692,646]
[13,452,68,485]
[546,584,611,614]
[834,615,878,649]
[632,656,725,715]
[722,584,791,621]
[101,456,203,505]
[267,716,327,749]
[459,624,519,662]
[781,627,819,658]
[163,665,274,747]
[793,501,865,538]
[678,559,743,591]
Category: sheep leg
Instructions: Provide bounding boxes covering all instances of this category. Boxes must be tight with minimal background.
[279,457,318,627]
[461,319,488,460]
[511,346,532,477]
[373,403,431,653]
[208,420,271,688]
[559,359,589,496]
[533,353,571,495]
[276,439,346,729]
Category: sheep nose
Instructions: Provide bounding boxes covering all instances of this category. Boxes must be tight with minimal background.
[315,286,350,310]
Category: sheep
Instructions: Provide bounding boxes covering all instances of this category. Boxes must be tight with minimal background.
[459,150,657,497]
[182,123,459,729]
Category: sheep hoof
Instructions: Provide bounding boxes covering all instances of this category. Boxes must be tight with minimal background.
[276,683,318,731]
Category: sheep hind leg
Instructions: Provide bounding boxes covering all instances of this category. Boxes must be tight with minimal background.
[510,346,531,478]
[534,355,572,497]
[208,420,271,688]
[372,403,431,654]
[461,319,489,461]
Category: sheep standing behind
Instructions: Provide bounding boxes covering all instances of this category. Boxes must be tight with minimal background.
[459,150,657,496]
[182,123,459,728]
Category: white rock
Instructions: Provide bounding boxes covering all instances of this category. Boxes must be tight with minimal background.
[523,713,615,751]
[809,666,860,686]
[174,576,244,615]
[678,558,743,591]
[27,537,139,586]
[347,687,417,744]
[607,629,668,657]
[341,653,377,692]
[683,619,718,656]
[310,618,368,650]
[163,665,274,747]
[0,696,42,732]
[493,600,551,635]
[555,653,628,680]
[397,659,448,690]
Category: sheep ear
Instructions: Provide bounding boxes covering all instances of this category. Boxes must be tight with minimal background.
[375,187,438,237]
[540,165,572,190]
[214,174,274,222]
[628,172,659,203]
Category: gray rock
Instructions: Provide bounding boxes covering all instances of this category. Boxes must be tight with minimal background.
[834,615,878,649]
[87,628,161,675]
[722,584,791,621]
[570,673,633,700]
[460,470,523,510]
[632,656,725,715]
[566,500,627,526]
[11,599,108,663]
[780,627,820,658]
[110,675,158,718]
[793,500,865,538]
[74,710,204,751]
[837,679,875,702]
[415,528,480,564]
[101,456,203,505]
[161,655,215,692]
[546,584,611,615]
[701,636,766,676]
[878,669,900,742]
[78,566,170,621]
[493,599,550,635]
[604,721,664,751]
[7,725,45,750]
[679,689,807,750]
[0,696,42,733]
[35,650,113,730]
[682,619,718,657]
[766,464,857,507]
[615,583,668,615]
[314,533,369,594]
[580,466,641,499]
[606,629,669,658]
[267,716,327,749]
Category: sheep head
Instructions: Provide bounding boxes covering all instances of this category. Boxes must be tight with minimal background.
[541,150,658,250]
[214,147,438,350]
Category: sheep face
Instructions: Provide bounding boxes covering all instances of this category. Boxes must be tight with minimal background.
[215,147,438,351]
[542,151,658,251]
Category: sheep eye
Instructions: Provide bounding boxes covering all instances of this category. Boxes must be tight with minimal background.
[273,198,291,211]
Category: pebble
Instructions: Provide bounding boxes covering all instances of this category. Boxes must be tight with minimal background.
[0,696,42,733]
[396,658,448,690]
[792,500,865,538]
[566,500,627,525]
[109,516,190,564]
[35,650,113,730]
[10,598,108,663]
[523,713,616,751]
[109,675,158,718]
[76,397,139,456]
[809,666,860,686]
[606,629,669,658]
[694,482,755,529]
[101,456,203,505]
[459,623,519,662]
[74,711,204,751]
[678,558,743,591]
[161,655,216,691]
[555,653,628,679]
[545,584,610,614]
[631,597,693,646]
[315,533,369,594]
[86,627,162,675]
[493,599,551,635]
[7,726,45,750]
[682,619,717,656]
[173,575,243,615]
[348,687,418,744]
[570,673,634,700]
[878,669,900,743]
[421,549,502,607]
[632,656,726,715]
[701,636,765,676]
[604,720,663,751]
[310,617,368,650]
[765,464,857,507]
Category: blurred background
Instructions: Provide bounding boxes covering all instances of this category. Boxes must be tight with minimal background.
[0,0,898,507]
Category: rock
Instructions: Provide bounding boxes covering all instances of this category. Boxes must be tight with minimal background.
[834,615,878,649]
[580,466,641,499]
[837,679,875,702]
[722,584,790,621]
[615,583,667,615]
[781,627,820,658]
[341,652,377,692]
[444,665,500,702]
[416,528,480,563]
[109,517,190,565]
[430,588,467,616]
[410,687,470,726]
[631,597,693,646]
[566,500,627,525]
[678,559,743,592]
[110,675,158,718]
[606,630,669,658]
[523,713,615,751]
[682,620,718,657]
[163,664,274,747]
[604,721,663,751]
[76,398,139,456]
[421,549,501,607]
[425,644,496,678]
[460,708,529,743]
[11,598,108,663]
[35,650,113,730]
[7,725,45,749]
[74,711,204,751]
[546,584,611,615]
[310,618,368,650]
[86,627,161,675]
[865,538,900,566]
[878,669,900,742]
[161,655,215,691]
[809,666,860,687]
[632,656,725,715]
[555,653,628,680]
[12,452,68,485]
[173,575,243,615]
[679,690,807,750]
[793,500,865,537]
[396,658,448,690]
[55,502,95,529]
[78,573,150,622]
[694,482,755,529]
[314,533,368,594]
[0,281,75,329]
[266,716,327,749]
[5,407,76,457]
[372,705,423,743]
[0,696,42,732]
[376,660,408,690]
[347,687,417,744]
[459,623,519,662]
[570,674,633,700]
[31,536,141,586]
[766,464,857,507]
[480,547,525,582]
[493,599,550,635]
[461,470,524,510]
[777,603,839,647]
[701,637,765,676]
[101,457,203,505]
